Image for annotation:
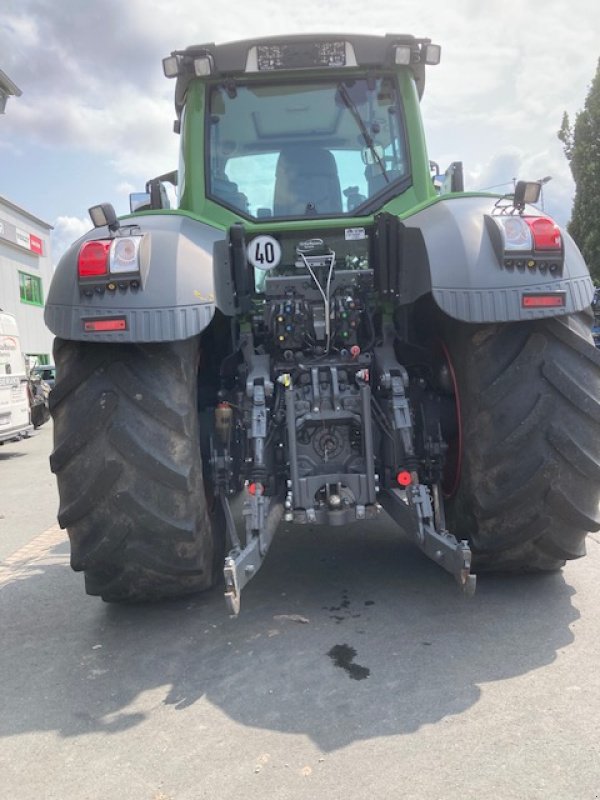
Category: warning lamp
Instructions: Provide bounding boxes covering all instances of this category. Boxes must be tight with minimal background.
[396,470,412,487]
[248,482,264,496]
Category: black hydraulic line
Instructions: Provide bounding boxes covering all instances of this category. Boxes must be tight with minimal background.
[285,384,300,497]
[360,382,377,503]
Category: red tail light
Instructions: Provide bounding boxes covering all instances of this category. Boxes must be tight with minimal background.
[523,217,562,250]
[78,240,111,277]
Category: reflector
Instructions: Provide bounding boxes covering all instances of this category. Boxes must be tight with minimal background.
[396,470,412,486]
[83,318,127,332]
[521,293,566,308]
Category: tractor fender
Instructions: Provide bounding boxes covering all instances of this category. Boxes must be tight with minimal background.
[403,195,594,322]
[45,213,223,342]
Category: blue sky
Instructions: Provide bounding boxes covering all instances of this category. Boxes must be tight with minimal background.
[1,0,599,264]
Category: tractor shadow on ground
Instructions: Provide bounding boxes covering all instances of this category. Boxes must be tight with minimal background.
[0,520,579,750]
[0,449,27,462]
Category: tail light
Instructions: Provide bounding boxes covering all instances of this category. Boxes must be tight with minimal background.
[524,217,561,250]
[78,236,144,282]
[110,236,143,274]
[78,241,111,276]
[486,214,563,273]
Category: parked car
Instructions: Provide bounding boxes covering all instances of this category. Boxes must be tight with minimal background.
[27,373,51,429]
[0,309,33,444]
[30,364,56,389]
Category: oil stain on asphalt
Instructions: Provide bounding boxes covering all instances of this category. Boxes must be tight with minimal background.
[327,644,370,680]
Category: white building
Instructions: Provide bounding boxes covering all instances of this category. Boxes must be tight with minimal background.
[0,195,54,364]
[0,67,22,114]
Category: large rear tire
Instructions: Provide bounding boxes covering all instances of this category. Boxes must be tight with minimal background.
[441,310,600,571]
[50,337,222,601]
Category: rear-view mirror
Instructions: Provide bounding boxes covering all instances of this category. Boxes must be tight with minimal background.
[129,192,152,213]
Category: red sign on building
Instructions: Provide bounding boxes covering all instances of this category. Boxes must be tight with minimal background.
[29,234,43,255]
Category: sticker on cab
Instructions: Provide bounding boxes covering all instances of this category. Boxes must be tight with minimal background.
[345,228,366,241]
[246,235,282,270]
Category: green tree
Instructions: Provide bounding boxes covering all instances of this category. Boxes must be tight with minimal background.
[558,59,600,283]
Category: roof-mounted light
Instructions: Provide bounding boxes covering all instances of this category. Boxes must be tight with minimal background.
[423,43,441,65]
[394,41,441,66]
[162,55,180,78]
[194,55,213,76]
[394,45,412,65]
[514,180,541,209]
[89,203,120,232]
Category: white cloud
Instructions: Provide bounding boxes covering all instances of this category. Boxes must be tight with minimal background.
[51,215,91,266]
[116,182,137,197]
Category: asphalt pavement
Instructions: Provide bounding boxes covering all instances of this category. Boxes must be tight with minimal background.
[1,422,599,799]
[0,422,58,559]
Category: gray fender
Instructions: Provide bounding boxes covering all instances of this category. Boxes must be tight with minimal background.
[45,213,223,342]
[404,196,594,322]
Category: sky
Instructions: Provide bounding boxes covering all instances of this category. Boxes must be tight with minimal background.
[1,0,599,265]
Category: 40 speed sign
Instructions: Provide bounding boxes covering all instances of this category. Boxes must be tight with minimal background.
[246,235,282,270]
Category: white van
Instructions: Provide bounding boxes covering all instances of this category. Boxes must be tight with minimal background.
[0,310,33,444]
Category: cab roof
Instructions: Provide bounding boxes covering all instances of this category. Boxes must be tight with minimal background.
[167,33,435,118]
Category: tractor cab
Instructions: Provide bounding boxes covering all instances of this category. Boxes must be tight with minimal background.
[156,35,441,225]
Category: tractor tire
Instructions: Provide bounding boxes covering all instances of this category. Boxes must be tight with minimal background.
[49,337,222,601]
[440,309,600,571]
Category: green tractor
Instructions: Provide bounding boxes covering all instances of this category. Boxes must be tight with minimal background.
[45,34,600,613]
